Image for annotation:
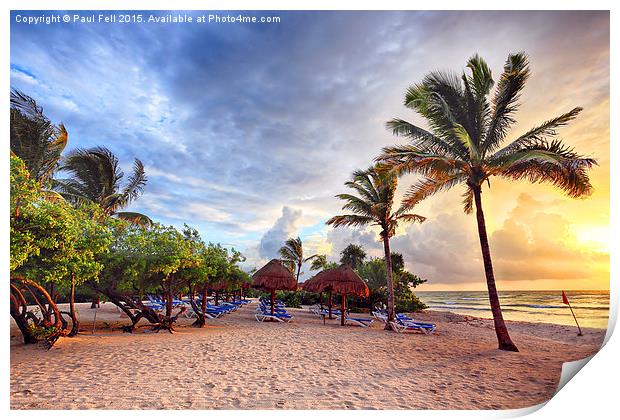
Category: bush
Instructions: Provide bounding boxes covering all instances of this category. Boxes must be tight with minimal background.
[275,291,301,308]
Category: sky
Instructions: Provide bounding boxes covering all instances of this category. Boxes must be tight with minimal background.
[10,10,610,291]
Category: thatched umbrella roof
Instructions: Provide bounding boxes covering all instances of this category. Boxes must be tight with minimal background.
[306,265,369,326]
[252,259,297,316]
[252,259,297,292]
[308,265,369,297]
[301,275,322,293]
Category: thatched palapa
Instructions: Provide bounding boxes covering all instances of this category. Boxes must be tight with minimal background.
[252,259,297,315]
[305,265,369,326]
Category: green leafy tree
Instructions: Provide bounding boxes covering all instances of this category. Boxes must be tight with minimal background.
[378,53,596,351]
[10,156,112,344]
[327,166,425,329]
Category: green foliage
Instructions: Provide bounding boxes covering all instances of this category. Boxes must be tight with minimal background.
[11,155,112,287]
[53,146,152,226]
[338,244,367,269]
[355,257,427,312]
[379,52,596,212]
[10,90,67,185]
[10,156,40,270]
[276,290,302,308]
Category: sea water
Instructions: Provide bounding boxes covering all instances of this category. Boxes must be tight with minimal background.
[416,290,610,329]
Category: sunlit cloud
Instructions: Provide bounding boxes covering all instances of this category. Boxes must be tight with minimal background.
[10,10,609,289]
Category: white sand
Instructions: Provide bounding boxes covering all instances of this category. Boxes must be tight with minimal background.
[10,301,604,410]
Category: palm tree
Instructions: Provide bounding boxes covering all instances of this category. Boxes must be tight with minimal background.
[10,90,68,187]
[54,146,152,226]
[309,255,328,271]
[278,237,318,282]
[339,244,367,270]
[326,166,425,329]
[377,52,596,351]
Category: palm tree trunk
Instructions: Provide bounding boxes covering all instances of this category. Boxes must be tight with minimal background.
[296,262,301,283]
[473,187,519,352]
[382,234,395,331]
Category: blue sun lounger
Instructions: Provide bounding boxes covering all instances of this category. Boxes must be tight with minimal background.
[390,318,436,334]
[345,315,374,328]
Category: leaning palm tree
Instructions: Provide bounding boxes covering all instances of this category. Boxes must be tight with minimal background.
[326,166,425,329]
[278,237,318,282]
[377,52,596,351]
[54,146,152,226]
[10,90,68,187]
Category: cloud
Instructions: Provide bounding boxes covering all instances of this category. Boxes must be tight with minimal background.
[258,206,302,259]
[10,11,609,289]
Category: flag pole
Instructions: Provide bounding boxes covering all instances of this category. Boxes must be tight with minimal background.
[563,291,583,336]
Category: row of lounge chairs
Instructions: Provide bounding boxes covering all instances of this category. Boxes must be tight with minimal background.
[308,304,374,328]
[372,308,436,334]
[144,294,250,319]
[255,298,294,323]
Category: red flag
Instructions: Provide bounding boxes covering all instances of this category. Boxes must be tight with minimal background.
[562,291,570,305]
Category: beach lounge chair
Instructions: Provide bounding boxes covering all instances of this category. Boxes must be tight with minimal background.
[389,319,436,334]
[345,315,374,328]
[255,307,294,323]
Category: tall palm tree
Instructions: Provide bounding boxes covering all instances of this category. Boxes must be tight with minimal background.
[10,90,68,186]
[326,166,425,329]
[278,237,318,282]
[377,52,596,351]
[54,146,152,226]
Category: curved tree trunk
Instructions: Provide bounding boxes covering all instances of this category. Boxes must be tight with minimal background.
[11,277,64,347]
[10,284,39,344]
[382,234,395,331]
[473,187,519,352]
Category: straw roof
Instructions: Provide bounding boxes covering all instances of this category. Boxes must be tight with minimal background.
[301,275,323,293]
[251,259,297,291]
[305,265,369,297]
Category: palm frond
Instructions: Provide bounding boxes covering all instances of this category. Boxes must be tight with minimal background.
[482,52,530,154]
[121,158,147,205]
[490,139,597,198]
[325,214,375,229]
[461,187,474,214]
[394,213,426,224]
[490,107,583,159]
[376,144,468,179]
[400,174,466,207]
[115,211,153,227]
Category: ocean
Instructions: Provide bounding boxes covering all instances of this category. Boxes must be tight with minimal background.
[416,290,610,329]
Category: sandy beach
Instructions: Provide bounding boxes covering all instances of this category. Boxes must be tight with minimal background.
[10,300,604,410]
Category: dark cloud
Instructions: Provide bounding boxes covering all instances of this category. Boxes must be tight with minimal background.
[10,11,609,288]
